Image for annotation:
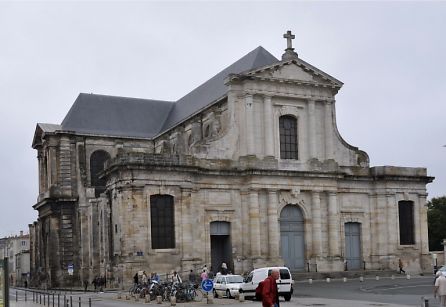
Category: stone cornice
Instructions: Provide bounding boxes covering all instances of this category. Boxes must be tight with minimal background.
[229,74,341,91]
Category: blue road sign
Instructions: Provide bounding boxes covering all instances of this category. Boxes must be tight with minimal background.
[201,279,214,292]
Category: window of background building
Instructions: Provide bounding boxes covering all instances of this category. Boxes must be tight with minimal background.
[279,115,298,159]
[150,194,175,249]
[399,200,415,245]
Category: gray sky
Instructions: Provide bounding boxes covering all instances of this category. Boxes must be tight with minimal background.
[0,1,445,238]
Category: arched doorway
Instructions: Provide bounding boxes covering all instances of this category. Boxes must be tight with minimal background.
[210,221,232,273]
[344,222,362,270]
[279,205,305,271]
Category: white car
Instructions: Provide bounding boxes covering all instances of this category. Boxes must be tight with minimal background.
[213,274,244,298]
[239,267,293,301]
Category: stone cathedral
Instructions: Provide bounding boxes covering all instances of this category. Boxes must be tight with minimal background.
[29,32,433,288]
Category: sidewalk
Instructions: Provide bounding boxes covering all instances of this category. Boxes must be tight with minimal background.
[10,298,415,307]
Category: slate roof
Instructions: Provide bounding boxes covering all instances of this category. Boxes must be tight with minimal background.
[58,46,279,139]
[37,123,61,133]
[161,46,279,131]
[61,94,174,138]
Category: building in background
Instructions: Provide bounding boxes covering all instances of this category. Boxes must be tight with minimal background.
[30,32,433,288]
[0,231,30,286]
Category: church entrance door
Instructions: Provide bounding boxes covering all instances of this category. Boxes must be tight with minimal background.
[279,205,305,271]
[210,221,232,273]
[345,222,362,270]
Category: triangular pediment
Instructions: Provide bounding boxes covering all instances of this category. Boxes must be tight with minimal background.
[234,58,343,89]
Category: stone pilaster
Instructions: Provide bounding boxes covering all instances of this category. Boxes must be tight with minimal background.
[324,101,334,160]
[267,190,280,259]
[248,189,261,258]
[48,145,58,187]
[376,194,388,257]
[386,194,397,255]
[37,151,45,193]
[245,94,255,155]
[307,100,316,159]
[59,136,72,196]
[311,191,322,257]
[263,95,274,157]
[419,194,429,254]
[327,192,340,257]
[181,188,193,260]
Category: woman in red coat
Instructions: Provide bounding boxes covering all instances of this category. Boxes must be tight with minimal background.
[262,269,280,307]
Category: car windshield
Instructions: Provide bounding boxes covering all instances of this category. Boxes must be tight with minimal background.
[227,276,244,283]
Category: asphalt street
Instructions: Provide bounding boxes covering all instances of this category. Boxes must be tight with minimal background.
[7,276,441,307]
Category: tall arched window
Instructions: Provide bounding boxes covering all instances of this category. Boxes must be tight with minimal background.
[279,115,298,159]
[150,194,175,249]
[90,150,110,197]
[399,200,415,245]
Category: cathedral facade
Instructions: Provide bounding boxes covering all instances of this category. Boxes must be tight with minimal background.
[29,34,433,288]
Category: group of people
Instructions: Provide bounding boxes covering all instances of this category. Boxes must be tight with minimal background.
[83,276,105,292]
[133,271,160,286]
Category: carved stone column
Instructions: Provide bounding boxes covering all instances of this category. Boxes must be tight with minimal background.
[249,189,261,258]
[263,95,274,157]
[245,94,255,155]
[311,191,322,256]
[327,192,340,257]
[324,101,334,160]
[267,190,280,259]
[307,100,316,159]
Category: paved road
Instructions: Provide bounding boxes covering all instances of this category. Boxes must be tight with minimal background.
[7,276,440,307]
[295,275,437,306]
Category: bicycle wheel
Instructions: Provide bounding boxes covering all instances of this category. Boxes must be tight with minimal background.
[193,289,203,302]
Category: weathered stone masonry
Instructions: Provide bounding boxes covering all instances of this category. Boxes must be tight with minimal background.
[29,34,433,288]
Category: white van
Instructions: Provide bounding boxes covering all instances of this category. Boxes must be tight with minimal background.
[239,267,293,301]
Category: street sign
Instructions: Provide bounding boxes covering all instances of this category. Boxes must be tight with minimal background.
[67,263,74,276]
[201,278,214,292]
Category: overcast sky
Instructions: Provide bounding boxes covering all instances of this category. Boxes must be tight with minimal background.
[0,1,445,238]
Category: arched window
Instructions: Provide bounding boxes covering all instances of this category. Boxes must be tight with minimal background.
[399,201,415,245]
[279,115,298,159]
[90,150,110,197]
[150,194,175,249]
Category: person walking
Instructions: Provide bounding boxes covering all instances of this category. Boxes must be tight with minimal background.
[83,278,89,292]
[435,271,446,306]
[200,269,208,281]
[133,272,139,285]
[398,259,406,274]
[261,269,280,307]
[188,270,197,284]
[142,271,148,286]
[220,263,228,275]
[172,271,182,284]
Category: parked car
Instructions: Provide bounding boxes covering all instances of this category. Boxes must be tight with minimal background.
[239,267,293,301]
[213,274,244,298]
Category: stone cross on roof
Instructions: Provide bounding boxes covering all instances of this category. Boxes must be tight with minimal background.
[281,30,299,61]
[283,30,295,50]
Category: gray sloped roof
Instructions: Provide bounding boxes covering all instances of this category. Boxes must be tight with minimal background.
[37,123,61,133]
[58,46,279,139]
[61,94,174,138]
[161,46,279,132]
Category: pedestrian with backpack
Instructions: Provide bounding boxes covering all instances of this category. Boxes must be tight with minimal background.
[260,269,280,307]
